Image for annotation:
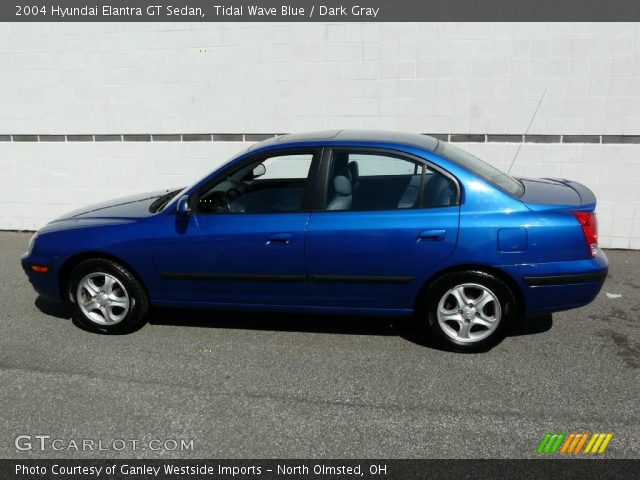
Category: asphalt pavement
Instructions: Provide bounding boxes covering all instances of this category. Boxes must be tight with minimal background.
[0,231,638,459]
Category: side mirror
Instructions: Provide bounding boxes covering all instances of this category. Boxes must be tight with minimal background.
[176,195,191,215]
[252,163,266,178]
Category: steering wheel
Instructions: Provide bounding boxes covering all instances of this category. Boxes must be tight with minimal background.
[199,191,227,213]
[225,188,243,212]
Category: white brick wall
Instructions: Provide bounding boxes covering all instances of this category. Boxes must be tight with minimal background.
[1,22,639,248]
[0,141,241,228]
[3,22,640,134]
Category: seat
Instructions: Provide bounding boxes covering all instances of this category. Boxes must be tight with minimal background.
[397,175,422,208]
[423,173,455,207]
[326,175,353,210]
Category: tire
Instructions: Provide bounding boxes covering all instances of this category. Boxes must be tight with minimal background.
[68,258,149,334]
[419,270,516,352]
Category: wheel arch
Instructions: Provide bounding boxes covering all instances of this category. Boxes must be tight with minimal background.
[58,251,149,303]
[415,263,525,316]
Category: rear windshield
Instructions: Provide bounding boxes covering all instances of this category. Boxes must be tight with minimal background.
[436,142,524,197]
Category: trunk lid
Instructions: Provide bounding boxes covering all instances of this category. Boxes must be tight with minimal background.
[518,177,596,211]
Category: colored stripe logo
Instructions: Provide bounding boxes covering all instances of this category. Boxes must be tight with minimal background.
[537,433,613,455]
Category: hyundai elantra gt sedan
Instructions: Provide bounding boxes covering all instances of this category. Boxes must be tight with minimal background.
[22,130,608,351]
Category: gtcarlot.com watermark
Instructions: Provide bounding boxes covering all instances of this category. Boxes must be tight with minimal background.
[15,435,194,452]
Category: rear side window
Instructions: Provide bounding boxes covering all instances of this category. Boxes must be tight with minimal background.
[348,153,417,176]
[324,150,457,211]
[436,142,524,197]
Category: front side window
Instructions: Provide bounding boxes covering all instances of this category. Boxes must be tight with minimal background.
[324,150,457,211]
[197,152,313,214]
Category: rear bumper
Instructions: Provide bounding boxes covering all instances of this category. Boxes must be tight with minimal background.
[500,249,609,316]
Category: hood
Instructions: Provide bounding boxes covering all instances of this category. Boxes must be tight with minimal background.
[52,189,176,221]
[518,178,597,211]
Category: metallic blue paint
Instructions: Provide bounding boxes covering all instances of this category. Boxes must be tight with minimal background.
[21,131,608,320]
[497,228,528,252]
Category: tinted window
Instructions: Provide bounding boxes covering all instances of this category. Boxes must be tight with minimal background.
[325,151,456,211]
[198,153,313,214]
[349,153,417,176]
[436,142,524,197]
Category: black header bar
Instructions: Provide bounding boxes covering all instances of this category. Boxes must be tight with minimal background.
[4,0,640,22]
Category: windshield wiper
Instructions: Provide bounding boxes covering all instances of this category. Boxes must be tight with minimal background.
[149,188,184,213]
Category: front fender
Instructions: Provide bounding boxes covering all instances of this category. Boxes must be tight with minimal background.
[27,217,161,302]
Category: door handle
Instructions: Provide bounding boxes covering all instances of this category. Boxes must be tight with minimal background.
[266,233,293,245]
[417,229,447,241]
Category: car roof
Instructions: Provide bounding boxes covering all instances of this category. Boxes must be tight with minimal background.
[248,130,439,152]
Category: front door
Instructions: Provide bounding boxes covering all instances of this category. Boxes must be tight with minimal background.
[306,148,460,311]
[152,148,319,306]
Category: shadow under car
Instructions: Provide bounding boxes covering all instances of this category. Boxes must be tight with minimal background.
[35,295,552,349]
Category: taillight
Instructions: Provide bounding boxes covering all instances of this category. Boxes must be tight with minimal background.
[572,211,598,257]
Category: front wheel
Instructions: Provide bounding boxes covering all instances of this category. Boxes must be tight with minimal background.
[68,258,149,334]
[420,271,516,352]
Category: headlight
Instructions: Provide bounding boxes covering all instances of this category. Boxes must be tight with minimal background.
[27,233,38,255]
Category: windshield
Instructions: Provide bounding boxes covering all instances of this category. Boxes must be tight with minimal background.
[436,142,524,197]
[148,148,255,214]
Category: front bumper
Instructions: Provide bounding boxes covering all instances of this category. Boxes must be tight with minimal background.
[21,252,62,302]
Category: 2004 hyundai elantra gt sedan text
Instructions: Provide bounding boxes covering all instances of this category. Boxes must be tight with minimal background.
[22,130,608,351]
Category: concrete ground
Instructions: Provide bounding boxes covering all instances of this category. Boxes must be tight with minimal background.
[0,231,638,459]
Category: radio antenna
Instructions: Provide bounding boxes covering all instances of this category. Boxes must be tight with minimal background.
[507,87,547,174]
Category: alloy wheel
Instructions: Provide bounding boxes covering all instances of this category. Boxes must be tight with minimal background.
[436,283,502,343]
[76,272,130,325]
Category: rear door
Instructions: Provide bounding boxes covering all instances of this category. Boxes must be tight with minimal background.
[305,148,460,310]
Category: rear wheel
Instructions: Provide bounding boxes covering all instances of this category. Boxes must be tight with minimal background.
[420,270,516,352]
[68,259,149,334]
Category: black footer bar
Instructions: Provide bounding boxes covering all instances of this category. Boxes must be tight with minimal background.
[3,459,639,480]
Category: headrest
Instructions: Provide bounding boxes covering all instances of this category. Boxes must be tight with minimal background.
[333,175,352,196]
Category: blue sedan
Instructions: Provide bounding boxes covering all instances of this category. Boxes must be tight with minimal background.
[22,130,608,351]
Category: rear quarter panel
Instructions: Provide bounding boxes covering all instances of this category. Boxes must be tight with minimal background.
[390,147,598,311]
